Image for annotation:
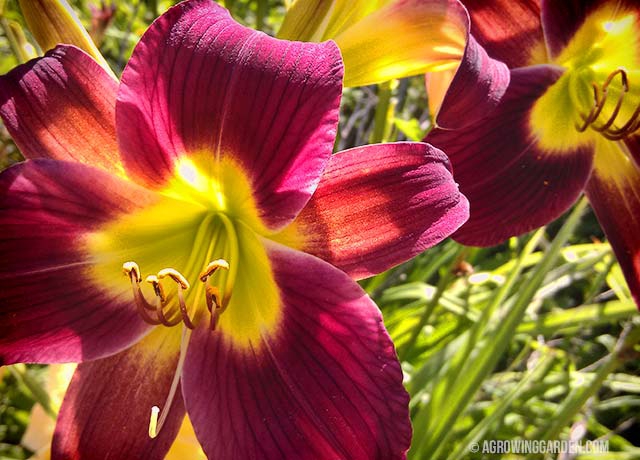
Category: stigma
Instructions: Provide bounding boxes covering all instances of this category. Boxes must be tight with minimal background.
[576,68,640,140]
[122,259,230,330]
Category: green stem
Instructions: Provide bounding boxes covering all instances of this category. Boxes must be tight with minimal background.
[1,18,29,63]
[370,81,392,144]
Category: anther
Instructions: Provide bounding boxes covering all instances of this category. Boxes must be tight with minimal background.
[198,259,229,282]
[123,262,161,325]
[123,261,141,283]
[157,268,190,290]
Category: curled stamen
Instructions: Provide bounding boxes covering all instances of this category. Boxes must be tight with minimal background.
[577,83,605,132]
[123,262,160,325]
[156,269,195,329]
[146,275,181,327]
[198,259,230,282]
[601,102,640,140]
[577,68,640,139]
[592,69,629,132]
[205,285,222,330]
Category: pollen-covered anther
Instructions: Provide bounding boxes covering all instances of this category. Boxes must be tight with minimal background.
[198,258,229,282]
[122,261,141,283]
[577,68,640,140]
[155,268,195,329]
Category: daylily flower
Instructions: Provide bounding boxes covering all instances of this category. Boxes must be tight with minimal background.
[0,0,469,458]
[277,0,511,99]
[425,0,640,307]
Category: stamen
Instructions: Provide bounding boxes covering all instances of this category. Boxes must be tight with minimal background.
[577,68,640,139]
[156,269,195,329]
[199,259,229,330]
[198,259,230,282]
[122,262,160,325]
[146,275,181,327]
[205,285,222,330]
[592,69,628,132]
[148,326,191,439]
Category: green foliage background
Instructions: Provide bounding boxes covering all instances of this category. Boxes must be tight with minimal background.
[0,1,639,459]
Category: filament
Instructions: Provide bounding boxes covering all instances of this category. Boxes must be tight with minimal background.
[577,68,640,139]
[123,259,231,330]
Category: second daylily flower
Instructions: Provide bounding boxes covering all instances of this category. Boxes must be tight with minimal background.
[426,0,640,307]
[0,0,469,458]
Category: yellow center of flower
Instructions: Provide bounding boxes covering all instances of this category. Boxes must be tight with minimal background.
[85,155,283,349]
[530,4,640,152]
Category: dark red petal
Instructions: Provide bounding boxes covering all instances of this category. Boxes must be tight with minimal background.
[52,327,186,459]
[434,33,510,129]
[426,65,593,246]
[182,243,411,460]
[0,46,120,173]
[464,0,545,68]
[0,160,157,364]
[585,141,640,309]
[117,0,343,230]
[297,142,468,280]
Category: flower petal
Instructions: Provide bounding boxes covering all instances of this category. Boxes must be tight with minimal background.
[585,138,640,308]
[0,159,157,364]
[52,327,186,459]
[277,0,336,41]
[333,0,468,87]
[432,33,510,129]
[116,0,343,230]
[182,242,411,460]
[0,46,121,174]
[464,0,546,68]
[278,0,390,42]
[17,0,114,75]
[426,65,594,246]
[294,142,468,279]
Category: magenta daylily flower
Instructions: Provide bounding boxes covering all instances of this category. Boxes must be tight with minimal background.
[0,1,469,458]
[425,0,640,307]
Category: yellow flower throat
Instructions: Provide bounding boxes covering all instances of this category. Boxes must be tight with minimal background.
[86,155,282,348]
